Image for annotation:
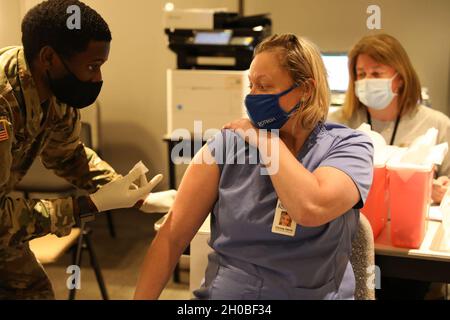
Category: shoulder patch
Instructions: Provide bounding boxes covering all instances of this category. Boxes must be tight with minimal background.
[0,119,9,141]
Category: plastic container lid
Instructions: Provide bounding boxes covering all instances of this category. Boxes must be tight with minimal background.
[386,148,433,172]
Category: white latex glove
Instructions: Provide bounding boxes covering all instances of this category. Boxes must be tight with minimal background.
[140,189,177,213]
[90,169,163,212]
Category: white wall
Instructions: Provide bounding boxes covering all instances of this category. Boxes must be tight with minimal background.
[17,0,237,190]
[10,0,450,190]
[245,0,450,114]
[0,0,21,48]
[80,0,238,188]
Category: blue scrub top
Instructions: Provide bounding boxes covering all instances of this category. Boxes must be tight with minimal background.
[195,122,374,300]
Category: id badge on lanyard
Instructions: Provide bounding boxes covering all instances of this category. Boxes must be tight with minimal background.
[271,199,297,237]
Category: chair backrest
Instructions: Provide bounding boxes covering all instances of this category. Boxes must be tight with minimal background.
[350,214,376,300]
[80,122,93,149]
[15,121,95,194]
[15,101,101,194]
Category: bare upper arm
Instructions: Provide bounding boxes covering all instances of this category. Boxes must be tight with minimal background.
[160,144,220,246]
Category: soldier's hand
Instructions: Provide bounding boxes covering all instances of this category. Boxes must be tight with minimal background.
[90,168,163,212]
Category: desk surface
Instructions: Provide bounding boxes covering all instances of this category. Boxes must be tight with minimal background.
[375,220,450,262]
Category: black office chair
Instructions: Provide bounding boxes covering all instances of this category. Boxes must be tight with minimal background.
[16,102,114,300]
[68,220,108,300]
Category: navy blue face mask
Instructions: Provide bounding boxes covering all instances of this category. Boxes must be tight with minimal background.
[245,85,301,129]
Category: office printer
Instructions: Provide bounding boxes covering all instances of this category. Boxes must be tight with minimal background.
[165,9,272,135]
[164,9,271,70]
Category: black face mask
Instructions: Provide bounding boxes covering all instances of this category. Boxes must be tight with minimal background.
[47,57,103,109]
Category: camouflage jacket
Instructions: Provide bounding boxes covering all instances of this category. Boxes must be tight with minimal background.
[0,46,120,298]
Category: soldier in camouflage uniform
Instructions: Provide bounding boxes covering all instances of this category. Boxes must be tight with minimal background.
[0,0,165,299]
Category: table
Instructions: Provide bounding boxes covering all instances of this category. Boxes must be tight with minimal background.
[375,220,450,283]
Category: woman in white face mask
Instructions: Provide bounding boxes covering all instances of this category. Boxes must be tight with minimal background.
[329,33,450,205]
[328,33,450,301]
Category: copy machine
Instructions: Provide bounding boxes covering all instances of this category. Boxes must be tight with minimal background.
[164,8,272,136]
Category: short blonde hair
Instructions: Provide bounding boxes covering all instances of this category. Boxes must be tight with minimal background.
[342,33,422,120]
[254,34,330,129]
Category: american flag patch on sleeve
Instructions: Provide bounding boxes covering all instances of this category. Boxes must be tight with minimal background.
[0,119,9,142]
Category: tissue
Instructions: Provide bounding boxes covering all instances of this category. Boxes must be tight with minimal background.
[388,128,448,171]
[129,161,149,175]
[400,128,438,165]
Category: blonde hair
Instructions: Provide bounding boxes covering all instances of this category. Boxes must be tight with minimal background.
[342,33,422,120]
[254,34,330,129]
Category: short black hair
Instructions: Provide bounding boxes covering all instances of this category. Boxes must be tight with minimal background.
[21,0,112,63]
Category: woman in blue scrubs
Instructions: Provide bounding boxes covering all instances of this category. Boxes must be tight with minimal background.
[134,34,374,300]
